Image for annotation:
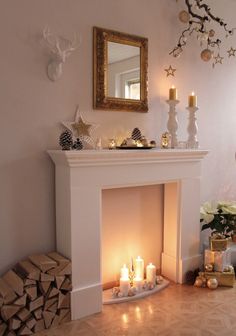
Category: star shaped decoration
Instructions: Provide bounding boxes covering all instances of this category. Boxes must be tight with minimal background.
[164,65,176,77]
[213,53,224,67]
[62,105,99,148]
[227,47,236,57]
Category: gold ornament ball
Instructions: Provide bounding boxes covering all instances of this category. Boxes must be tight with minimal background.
[201,49,213,62]
[205,263,214,272]
[207,278,218,290]
[209,29,215,37]
[178,10,190,23]
[194,278,203,288]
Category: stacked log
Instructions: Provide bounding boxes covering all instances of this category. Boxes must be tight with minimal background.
[0,252,72,335]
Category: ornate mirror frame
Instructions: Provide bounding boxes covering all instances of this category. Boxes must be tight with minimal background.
[93,27,148,112]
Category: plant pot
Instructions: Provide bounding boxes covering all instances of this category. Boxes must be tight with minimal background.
[209,237,229,251]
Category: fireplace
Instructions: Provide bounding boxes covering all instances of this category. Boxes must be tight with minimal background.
[48,149,208,320]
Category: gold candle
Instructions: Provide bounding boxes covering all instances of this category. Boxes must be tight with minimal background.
[188,92,197,107]
[169,85,177,100]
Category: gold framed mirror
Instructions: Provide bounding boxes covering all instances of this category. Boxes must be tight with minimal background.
[93,27,148,112]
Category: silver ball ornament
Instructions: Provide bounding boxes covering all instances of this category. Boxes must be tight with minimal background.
[201,49,213,62]
[178,10,190,23]
[207,278,218,290]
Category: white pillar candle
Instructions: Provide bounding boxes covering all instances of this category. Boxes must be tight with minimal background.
[133,277,143,293]
[120,278,130,296]
[146,263,156,285]
[135,256,144,280]
[120,264,129,279]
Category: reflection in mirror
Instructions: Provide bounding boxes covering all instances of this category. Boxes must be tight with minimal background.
[107,42,140,100]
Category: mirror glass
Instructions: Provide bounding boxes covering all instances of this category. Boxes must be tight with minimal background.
[107,42,140,100]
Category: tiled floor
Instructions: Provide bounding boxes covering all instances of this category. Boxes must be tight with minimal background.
[37,282,236,336]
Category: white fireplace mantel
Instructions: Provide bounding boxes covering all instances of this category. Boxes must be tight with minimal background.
[48,148,208,320]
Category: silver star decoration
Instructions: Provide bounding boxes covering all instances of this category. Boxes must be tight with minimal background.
[62,105,99,148]
[227,47,236,57]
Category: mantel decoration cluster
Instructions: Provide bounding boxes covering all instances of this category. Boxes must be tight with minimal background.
[171,0,236,67]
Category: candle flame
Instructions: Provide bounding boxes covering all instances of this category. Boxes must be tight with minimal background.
[191,91,195,96]
[171,85,175,89]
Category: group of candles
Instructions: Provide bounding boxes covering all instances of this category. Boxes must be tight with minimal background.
[119,256,156,296]
[169,86,197,107]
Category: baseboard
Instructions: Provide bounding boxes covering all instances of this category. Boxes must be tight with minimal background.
[71,283,102,320]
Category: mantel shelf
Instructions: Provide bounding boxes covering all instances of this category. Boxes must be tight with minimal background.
[48,149,209,168]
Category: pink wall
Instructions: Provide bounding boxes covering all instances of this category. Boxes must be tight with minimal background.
[0,0,236,274]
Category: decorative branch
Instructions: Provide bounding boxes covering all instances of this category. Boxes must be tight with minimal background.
[170,0,236,66]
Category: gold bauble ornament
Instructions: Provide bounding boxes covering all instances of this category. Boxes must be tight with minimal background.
[194,278,203,288]
[209,29,215,37]
[201,49,213,62]
[205,263,214,272]
[178,10,190,23]
[207,278,218,290]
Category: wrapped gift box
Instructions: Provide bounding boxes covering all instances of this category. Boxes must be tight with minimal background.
[204,249,231,272]
[200,270,235,287]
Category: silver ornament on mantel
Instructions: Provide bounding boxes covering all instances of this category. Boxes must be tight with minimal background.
[178,10,190,23]
[201,49,213,62]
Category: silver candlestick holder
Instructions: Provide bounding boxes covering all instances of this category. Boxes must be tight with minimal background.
[166,99,179,148]
[186,106,199,149]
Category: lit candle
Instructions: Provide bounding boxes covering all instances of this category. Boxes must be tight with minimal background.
[133,277,143,293]
[120,266,130,296]
[188,92,197,107]
[135,256,144,280]
[169,85,177,100]
[108,139,116,149]
[146,263,156,285]
[120,277,130,296]
[120,264,129,279]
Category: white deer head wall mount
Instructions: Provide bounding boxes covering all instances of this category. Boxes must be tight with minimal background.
[42,27,80,81]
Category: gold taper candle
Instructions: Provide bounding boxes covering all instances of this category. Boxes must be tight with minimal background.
[188,92,197,107]
[169,85,177,100]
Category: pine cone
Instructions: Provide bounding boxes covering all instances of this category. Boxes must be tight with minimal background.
[131,127,142,141]
[59,130,73,150]
[72,138,83,150]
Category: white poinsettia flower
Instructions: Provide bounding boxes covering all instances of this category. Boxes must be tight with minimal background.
[200,202,216,223]
[201,202,218,214]
[220,205,236,215]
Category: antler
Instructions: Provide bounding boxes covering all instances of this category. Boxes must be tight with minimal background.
[43,26,81,58]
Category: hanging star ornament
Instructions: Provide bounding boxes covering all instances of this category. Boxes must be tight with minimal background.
[164,65,176,77]
[227,47,236,57]
[62,105,99,148]
[213,53,224,68]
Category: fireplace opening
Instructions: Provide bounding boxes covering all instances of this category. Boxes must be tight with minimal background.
[102,185,164,297]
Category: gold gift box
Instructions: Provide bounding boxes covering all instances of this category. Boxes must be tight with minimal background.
[200,270,235,287]
[209,237,229,251]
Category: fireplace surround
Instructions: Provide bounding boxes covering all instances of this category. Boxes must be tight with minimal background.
[48,149,208,320]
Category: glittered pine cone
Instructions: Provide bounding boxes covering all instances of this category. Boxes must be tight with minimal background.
[72,138,83,150]
[59,130,73,150]
[131,127,142,141]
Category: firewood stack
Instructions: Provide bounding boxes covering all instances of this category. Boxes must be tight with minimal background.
[0,252,72,335]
